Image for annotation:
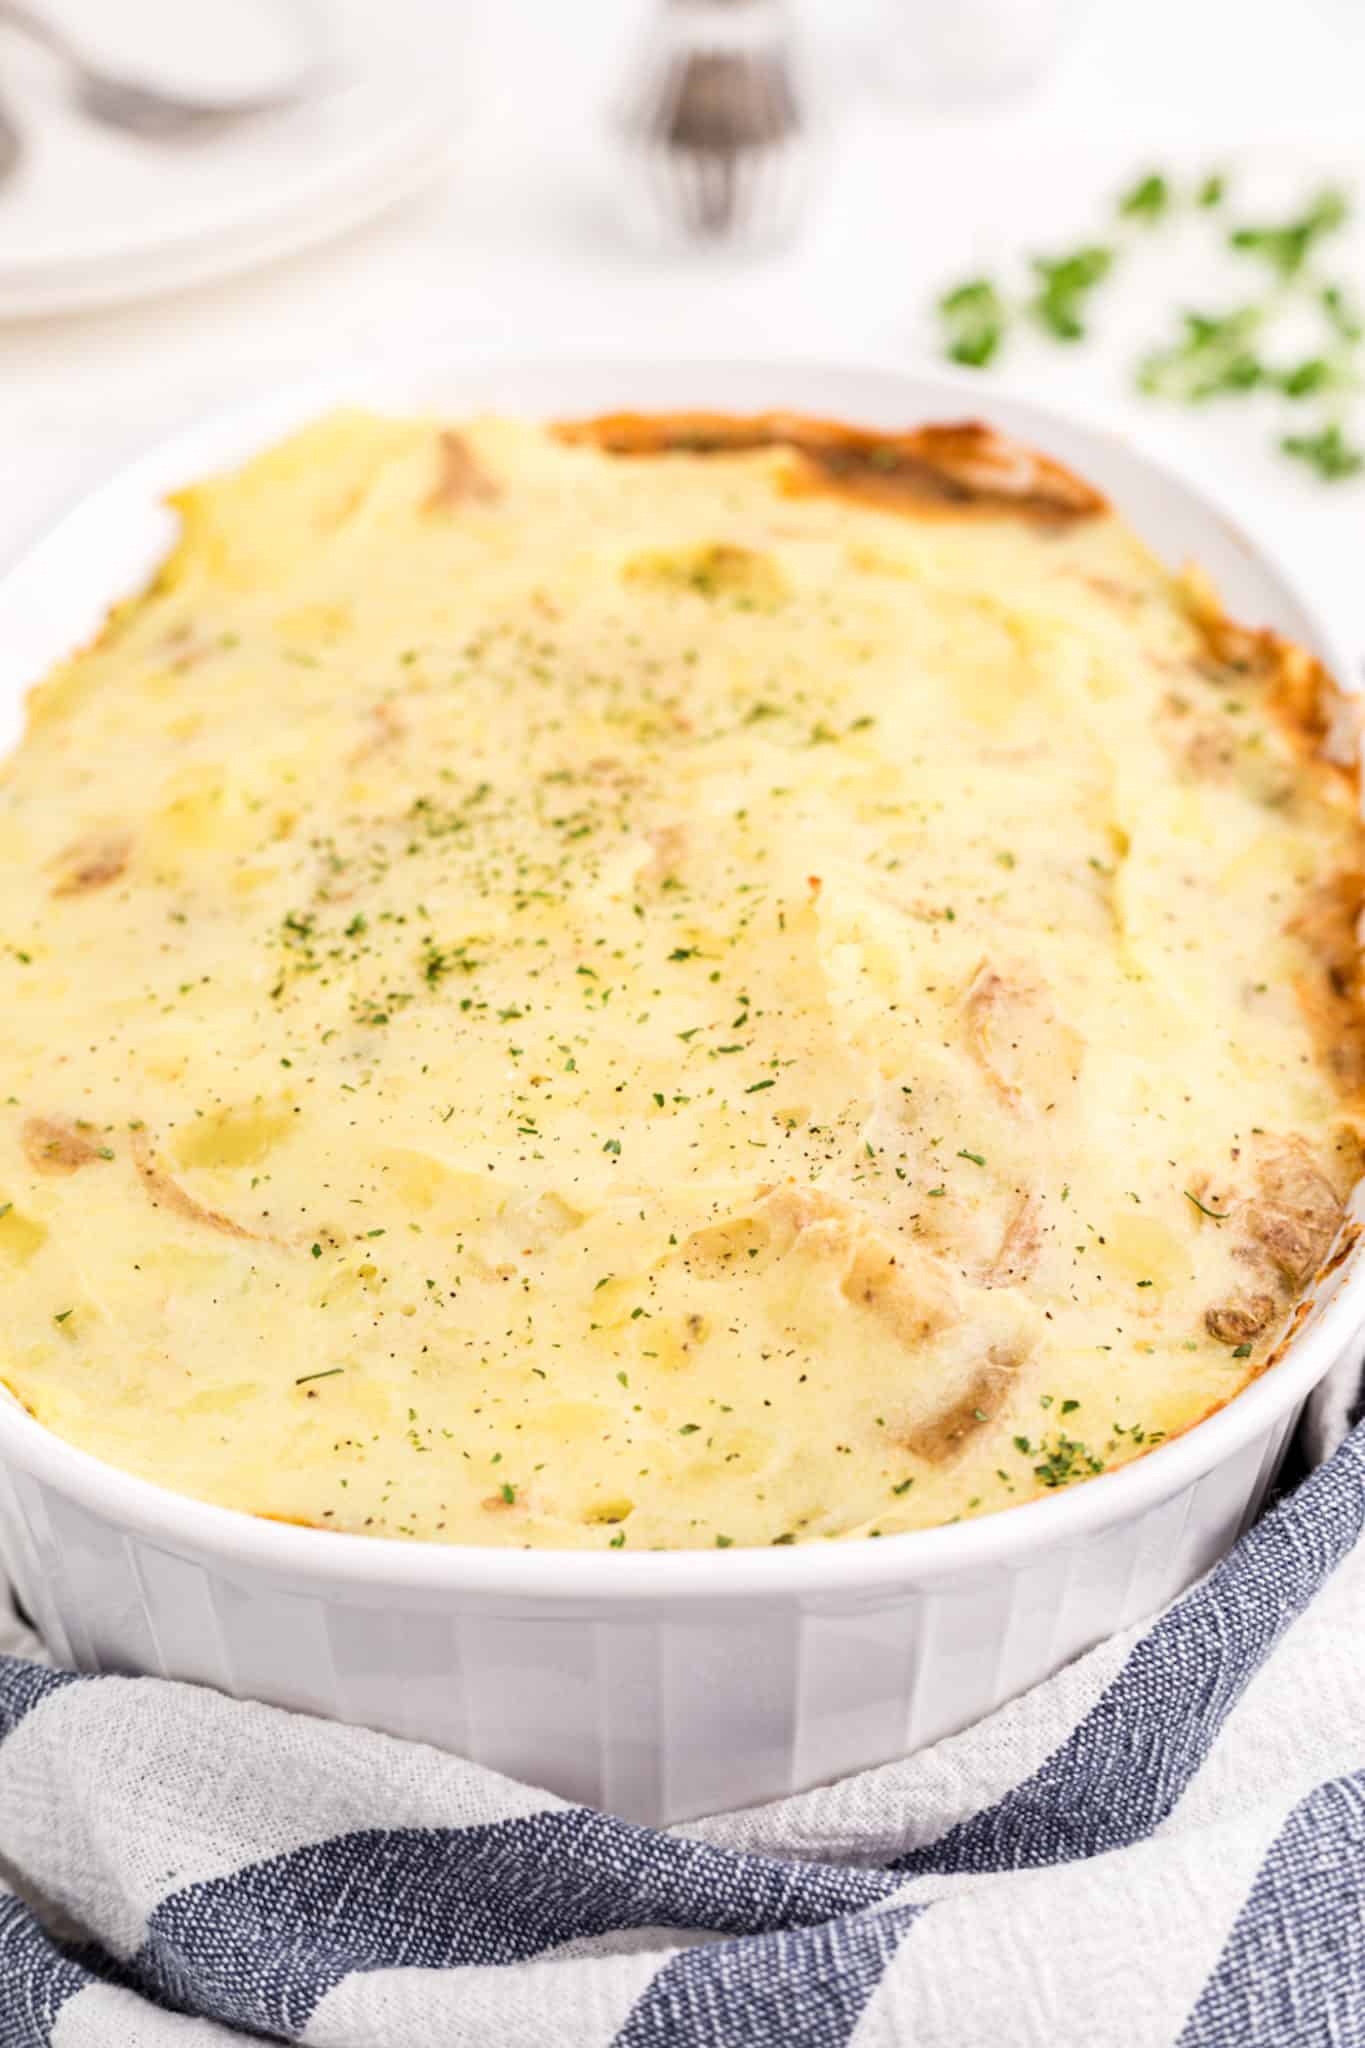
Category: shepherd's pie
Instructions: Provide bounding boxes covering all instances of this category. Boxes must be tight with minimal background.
[2,409,1361,1547]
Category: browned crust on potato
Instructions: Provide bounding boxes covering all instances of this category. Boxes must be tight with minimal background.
[1184,578,1361,800]
[551,411,1106,524]
[902,1348,1019,1464]
[682,1182,954,1348]
[22,1115,106,1174]
[1198,612,1341,756]
[681,1183,843,1275]
[1318,1218,1362,1280]
[131,1128,259,1240]
[349,700,406,765]
[1178,575,1365,1118]
[1204,1292,1278,1345]
[756,1181,850,1243]
[1231,1220,1359,1379]
[981,1193,1042,1289]
[837,1234,945,1347]
[1287,873,1365,1100]
[1261,1296,1318,1374]
[1194,1137,1350,1367]
[963,963,1027,1110]
[961,959,1080,1118]
[51,832,132,898]
[641,822,687,885]
[1176,721,1238,784]
[425,429,499,512]
[1243,1139,1345,1287]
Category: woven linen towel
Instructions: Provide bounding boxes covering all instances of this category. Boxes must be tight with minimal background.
[3,1403,1365,2046]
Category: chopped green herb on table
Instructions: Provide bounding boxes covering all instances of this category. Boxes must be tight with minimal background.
[932,170,1363,481]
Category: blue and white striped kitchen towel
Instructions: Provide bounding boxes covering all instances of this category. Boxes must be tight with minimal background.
[4,1412,1365,2045]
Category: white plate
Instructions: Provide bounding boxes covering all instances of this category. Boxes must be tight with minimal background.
[0,354,1361,1824]
[0,0,460,316]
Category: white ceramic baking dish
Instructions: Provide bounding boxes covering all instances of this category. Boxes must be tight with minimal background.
[1,355,1362,1827]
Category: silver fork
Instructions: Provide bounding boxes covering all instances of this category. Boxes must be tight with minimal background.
[0,0,315,141]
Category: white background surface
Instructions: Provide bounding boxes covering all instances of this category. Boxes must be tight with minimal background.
[0,0,1363,656]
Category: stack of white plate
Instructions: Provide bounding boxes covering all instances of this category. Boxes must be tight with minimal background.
[0,0,459,317]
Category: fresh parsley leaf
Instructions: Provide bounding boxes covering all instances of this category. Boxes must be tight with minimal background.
[1228,187,1350,278]
[937,277,1008,368]
[1281,422,1365,481]
[1029,245,1114,341]
[1277,356,1342,399]
[1118,171,1170,224]
[1322,282,1364,343]
[1137,306,1266,402]
[932,175,1364,488]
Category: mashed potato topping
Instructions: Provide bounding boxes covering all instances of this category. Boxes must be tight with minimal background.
[1,408,1361,1548]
